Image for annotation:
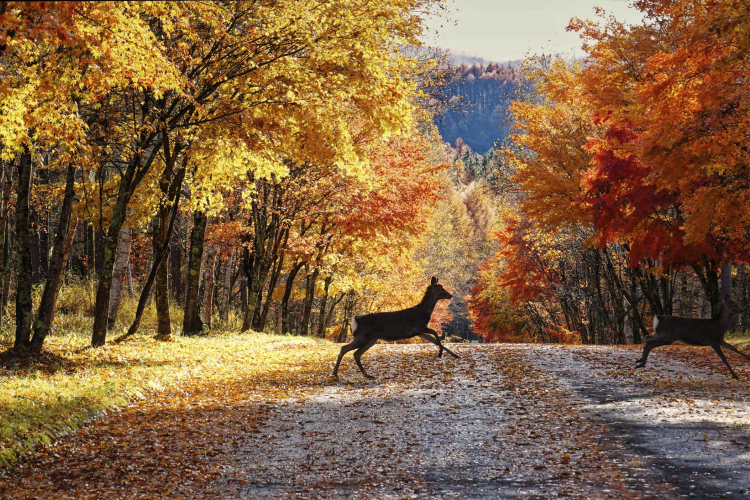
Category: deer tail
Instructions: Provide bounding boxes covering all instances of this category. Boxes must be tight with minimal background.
[351,316,358,333]
[652,316,659,332]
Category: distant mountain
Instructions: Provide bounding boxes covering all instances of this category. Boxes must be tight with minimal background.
[435,62,524,154]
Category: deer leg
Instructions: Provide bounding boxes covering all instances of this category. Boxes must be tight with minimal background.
[418,333,459,359]
[332,336,368,378]
[424,328,444,357]
[353,339,378,379]
[721,341,750,361]
[635,337,671,368]
[711,345,740,380]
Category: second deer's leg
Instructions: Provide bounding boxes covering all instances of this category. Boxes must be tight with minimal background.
[353,338,379,379]
[332,336,368,378]
[721,341,750,361]
[711,345,740,380]
[635,337,672,368]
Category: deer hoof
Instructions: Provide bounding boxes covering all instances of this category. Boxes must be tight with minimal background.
[364,374,375,379]
[331,372,339,379]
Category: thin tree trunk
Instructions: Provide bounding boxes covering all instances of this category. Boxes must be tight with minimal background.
[202,244,217,330]
[107,226,131,330]
[84,224,94,279]
[1,219,10,323]
[300,268,319,336]
[14,148,33,350]
[721,263,732,298]
[0,157,10,323]
[91,138,163,347]
[170,226,183,302]
[154,205,172,338]
[281,261,305,334]
[39,210,50,278]
[29,209,41,284]
[116,173,184,343]
[315,276,332,338]
[240,276,248,312]
[219,248,234,323]
[336,290,356,343]
[183,210,207,335]
[30,166,78,349]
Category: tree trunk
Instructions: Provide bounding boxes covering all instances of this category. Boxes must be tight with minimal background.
[14,148,33,350]
[315,276,332,338]
[201,245,217,330]
[299,268,319,336]
[0,157,10,323]
[29,209,41,284]
[84,224,94,279]
[31,166,78,349]
[107,226,131,330]
[183,210,207,335]
[219,248,234,323]
[281,261,305,334]
[170,229,183,303]
[94,229,105,278]
[336,290,356,343]
[39,210,50,278]
[240,277,248,314]
[721,263,732,298]
[154,205,172,338]
[258,252,285,331]
[92,141,163,347]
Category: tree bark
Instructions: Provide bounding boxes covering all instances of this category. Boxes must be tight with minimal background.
[91,140,162,347]
[116,171,184,343]
[0,157,10,323]
[29,209,41,284]
[154,205,173,337]
[721,263,732,298]
[170,228,183,303]
[299,268,319,336]
[219,248,234,323]
[107,225,131,330]
[31,165,78,350]
[201,245,218,330]
[336,290,356,343]
[315,276,332,338]
[183,210,207,335]
[14,148,34,350]
[258,253,283,331]
[281,261,305,334]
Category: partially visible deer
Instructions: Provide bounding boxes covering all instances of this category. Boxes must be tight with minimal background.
[635,295,749,379]
[332,277,459,379]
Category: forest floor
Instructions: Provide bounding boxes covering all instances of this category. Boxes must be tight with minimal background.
[2,338,750,499]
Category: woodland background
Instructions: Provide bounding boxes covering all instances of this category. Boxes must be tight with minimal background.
[1,0,750,353]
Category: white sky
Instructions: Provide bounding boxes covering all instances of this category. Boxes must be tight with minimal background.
[422,0,646,63]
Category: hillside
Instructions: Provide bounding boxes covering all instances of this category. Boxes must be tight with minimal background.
[436,63,524,153]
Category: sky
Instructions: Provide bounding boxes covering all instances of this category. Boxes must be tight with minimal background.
[423,0,646,63]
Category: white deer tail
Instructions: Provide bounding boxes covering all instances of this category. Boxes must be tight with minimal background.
[652,316,659,332]
[351,316,358,333]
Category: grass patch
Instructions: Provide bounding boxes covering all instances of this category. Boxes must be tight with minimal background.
[0,324,333,469]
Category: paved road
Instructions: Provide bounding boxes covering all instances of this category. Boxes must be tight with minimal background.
[3,343,750,499]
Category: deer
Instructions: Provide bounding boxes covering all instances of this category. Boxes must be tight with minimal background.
[332,277,459,379]
[635,295,750,379]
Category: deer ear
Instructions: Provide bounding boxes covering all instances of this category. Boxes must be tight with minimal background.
[431,277,437,285]
[724,294,731,302]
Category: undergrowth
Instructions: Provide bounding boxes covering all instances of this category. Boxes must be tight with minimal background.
[0,281,329,468]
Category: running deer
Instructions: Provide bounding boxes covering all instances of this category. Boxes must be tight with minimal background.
[332,277,459,379]
[635,295,749,379]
